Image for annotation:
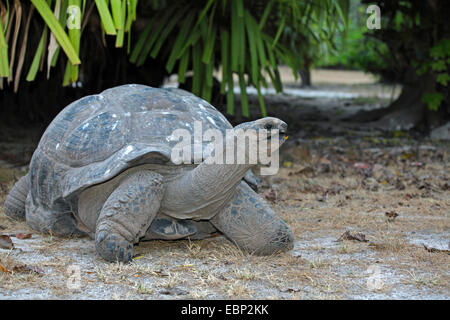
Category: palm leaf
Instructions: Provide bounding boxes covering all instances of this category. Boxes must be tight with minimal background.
[150,6,189,58]
[244,10,259,84]
[31,0,81,65]
[114,0,126,47]
[191,42,202,96]
[238,73,249,117]
[94,0,116,35]
[0,19,9,77]
[165,11,195,73]
[26,26,48,81]
[177,48,189,83]
[14,4,34,92]
[220,28,229,94]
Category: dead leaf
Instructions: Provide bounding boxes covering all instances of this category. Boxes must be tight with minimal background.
[13,5,35,92]
[337,231,368,242]
[12,264,44,276]
[395,178,406,190]
[0,264,9,273]
[0,235,14,249]
[385,211,399,222]
[319,157,331,165]
[0,225,5,230]
[423,245,450,254]
[281,287,301,293]
[283,161,293,168]
[152,269,169,277]
[289,166,314,176]
[159,287,187,296]
[410,162,424,167]
[354,162,370,169]
[368,242,387,250]
[217,274,228,281]
[46,0,61,78]
[401,153,414,160]
[15,233,32,239]
[261,189,277,202]
[7,0,22,85]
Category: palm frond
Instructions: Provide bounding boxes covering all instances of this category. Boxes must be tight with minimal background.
[0,0,349,116]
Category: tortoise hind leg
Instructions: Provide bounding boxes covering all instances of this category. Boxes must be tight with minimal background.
[211,182,294,255]
[25,195,87,237]
[4,174,29,221]
[95,171,164,263]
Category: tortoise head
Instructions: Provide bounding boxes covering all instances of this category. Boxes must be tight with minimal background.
[227,117,287,169]
[234,117,287,142]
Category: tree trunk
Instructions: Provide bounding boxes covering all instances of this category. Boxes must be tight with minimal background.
[299,69,311,87]
[347,70,442,131]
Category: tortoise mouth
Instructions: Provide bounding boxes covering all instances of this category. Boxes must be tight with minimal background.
[266,131,286,141]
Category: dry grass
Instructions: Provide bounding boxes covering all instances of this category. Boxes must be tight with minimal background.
[1,125,449,299]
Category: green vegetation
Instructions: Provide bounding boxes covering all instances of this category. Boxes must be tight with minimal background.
[317,3,388,73]
[319,0,449,115]
[0,0,348,117]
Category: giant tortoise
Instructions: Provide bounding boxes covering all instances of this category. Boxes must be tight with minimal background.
[4,84,293,262]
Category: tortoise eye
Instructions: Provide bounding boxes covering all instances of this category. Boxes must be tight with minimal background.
[264,123,273,130]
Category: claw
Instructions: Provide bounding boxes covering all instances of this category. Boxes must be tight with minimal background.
[95,231,133,262]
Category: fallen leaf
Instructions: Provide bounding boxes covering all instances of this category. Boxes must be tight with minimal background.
[12,264,44,276]
[0,235,14,249]
[159,287,187,296]
[319,157,331,165]
[289,166,314,176]
[337,231,368,242]
[15,233,32,239]
[261,189,277,202]
[0,264,9,273]
[283,161,293,168]
[423,245,450,254]
[368,243,387,250]
[402,153,414,159]
[281,287,301,293]
[152,269,169,277]
[385,211,399,222]
[132,254,144,261]
[217,274,228,281]
[0,225,6,230]
[410,162,424,167]
[354,162,370,169]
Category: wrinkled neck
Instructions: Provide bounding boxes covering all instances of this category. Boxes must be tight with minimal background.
[161,160,253,220]
[190,162,251,199]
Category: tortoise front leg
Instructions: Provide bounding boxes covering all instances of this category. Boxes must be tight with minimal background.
[211,182,294,255]
[95,171,164,262]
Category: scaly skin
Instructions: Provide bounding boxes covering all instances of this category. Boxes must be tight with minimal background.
[211,181,294,255]
[95,170,164,262]
[4,174,29,221]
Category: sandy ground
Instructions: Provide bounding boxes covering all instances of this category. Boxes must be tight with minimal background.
[0,70,449,300]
